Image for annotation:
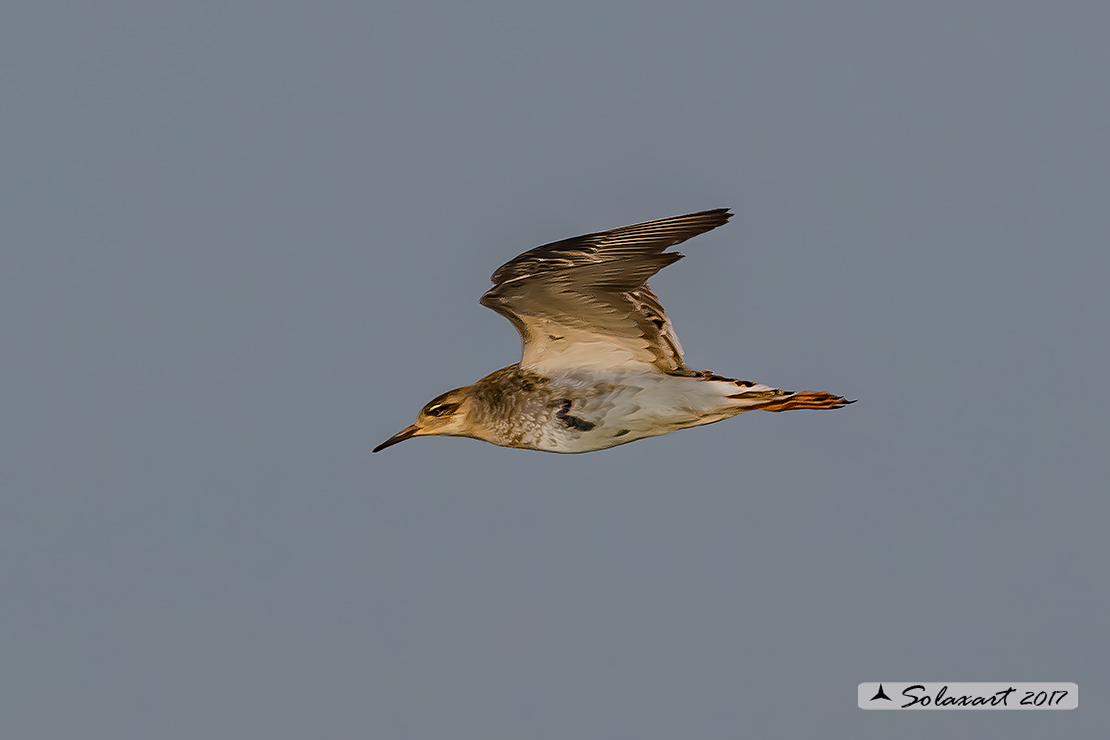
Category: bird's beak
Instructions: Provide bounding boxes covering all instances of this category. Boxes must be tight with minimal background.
[373,424,421,453]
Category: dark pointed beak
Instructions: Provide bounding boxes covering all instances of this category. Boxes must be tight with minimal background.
[373,424,421,453]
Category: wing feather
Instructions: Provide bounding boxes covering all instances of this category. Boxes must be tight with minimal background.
[479,209,732,375]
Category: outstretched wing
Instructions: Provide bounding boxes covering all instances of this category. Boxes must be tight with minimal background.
[479,209,732,375]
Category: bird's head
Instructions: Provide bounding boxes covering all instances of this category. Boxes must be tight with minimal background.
[373,386,475,452]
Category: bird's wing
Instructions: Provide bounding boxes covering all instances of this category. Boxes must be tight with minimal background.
[479,209,732,375]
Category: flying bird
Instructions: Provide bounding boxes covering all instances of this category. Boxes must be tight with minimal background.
[375,209,852,454]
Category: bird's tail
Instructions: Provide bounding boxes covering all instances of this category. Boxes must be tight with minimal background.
[738,390,856,412]
[695,371,855,415]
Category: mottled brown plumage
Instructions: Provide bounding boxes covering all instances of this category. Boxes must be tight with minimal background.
[374,209,853,453]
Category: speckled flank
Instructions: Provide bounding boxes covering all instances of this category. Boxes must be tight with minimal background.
[555,399,596,431]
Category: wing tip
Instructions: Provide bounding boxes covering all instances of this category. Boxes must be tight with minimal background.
[487,207,735,285]
[663,207,733,234]
[689,207,733,223]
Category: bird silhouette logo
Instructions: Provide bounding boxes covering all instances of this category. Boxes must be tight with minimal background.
[870,684,892,701]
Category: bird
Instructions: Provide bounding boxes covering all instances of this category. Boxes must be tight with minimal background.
[374,208,853,454]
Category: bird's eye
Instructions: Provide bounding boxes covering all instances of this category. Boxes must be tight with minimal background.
[426,403,457,417]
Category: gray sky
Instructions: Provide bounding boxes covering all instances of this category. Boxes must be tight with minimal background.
[4,2,1107,738]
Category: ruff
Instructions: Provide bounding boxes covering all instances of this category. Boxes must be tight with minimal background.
[375,209,852,454]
